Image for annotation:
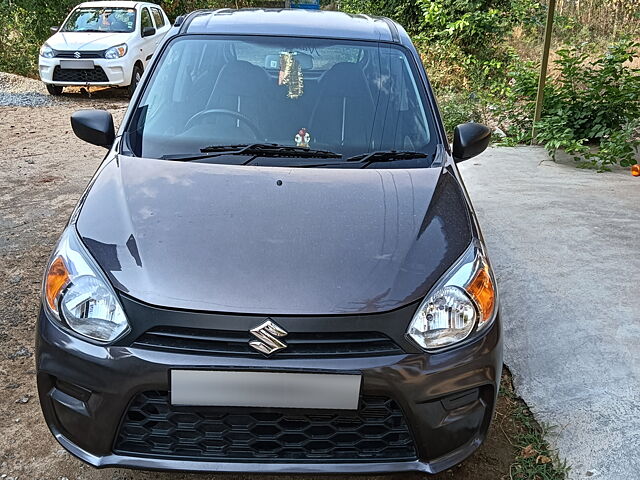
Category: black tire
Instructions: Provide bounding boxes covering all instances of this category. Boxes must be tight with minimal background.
[127,65,143,99]
[46,84,63,96]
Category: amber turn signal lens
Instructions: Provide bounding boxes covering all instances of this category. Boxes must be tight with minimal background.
[467,265,495,323]
[632,164,640,177]
[46,256,70,312]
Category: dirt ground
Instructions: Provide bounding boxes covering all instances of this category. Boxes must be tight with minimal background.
[0,88,523,480]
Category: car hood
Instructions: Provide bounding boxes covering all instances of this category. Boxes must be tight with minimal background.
[76,156,472,315]
[47,31,130,51]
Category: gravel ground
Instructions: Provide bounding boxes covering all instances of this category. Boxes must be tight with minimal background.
[0,72,127,107]
[0,74,526,480]
[0,73,55,107]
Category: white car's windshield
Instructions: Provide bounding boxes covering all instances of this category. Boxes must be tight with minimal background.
[62,7,136,33]
[124,36,438,167]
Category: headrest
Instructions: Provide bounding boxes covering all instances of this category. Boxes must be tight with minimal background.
[212,60,270,97]
[319,62,371,98]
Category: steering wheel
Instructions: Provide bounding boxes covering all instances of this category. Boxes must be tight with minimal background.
[184,109,264,140]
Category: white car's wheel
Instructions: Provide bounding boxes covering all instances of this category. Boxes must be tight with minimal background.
[46,84,64,96]
[127,65,143,99]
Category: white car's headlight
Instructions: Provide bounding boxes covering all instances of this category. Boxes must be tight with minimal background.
[104,44,127,59]
[40,44,55,59]
[43,227,129,343]
[407,242,497,351]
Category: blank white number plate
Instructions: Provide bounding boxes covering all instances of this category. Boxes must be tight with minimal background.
[60,60,94,69]
[171,370,362,410]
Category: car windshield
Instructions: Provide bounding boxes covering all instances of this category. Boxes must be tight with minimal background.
[124,36,438,167]
[62,7,136,33]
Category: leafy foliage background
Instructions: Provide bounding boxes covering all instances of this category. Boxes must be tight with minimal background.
[340,0,640,169]
[1,0,639,169]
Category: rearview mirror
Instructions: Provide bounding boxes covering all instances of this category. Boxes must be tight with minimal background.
[452,123,491,162]
[142,26,156,38]
[71,110,115,149]
[50,26,58,33]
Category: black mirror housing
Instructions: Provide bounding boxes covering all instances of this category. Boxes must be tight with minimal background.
[452,123,492,162]
[71,110,115,149]
[142,26,156,37]
[50,26,58,33]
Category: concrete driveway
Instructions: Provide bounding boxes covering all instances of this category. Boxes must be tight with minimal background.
[459,147,640,480]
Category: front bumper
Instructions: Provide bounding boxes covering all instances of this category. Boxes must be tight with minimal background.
[38,56,134,87]
[36,303,502,474]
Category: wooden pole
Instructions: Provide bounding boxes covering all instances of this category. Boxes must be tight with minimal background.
[532,0,556,142]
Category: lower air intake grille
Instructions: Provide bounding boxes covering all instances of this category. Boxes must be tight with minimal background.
[114,391,417,462]
[52,66,109,82]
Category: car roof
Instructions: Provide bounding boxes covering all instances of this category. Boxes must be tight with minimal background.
[76,1,158,9]
[183,9,407,44]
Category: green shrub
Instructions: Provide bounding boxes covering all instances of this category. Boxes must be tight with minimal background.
[338,0,424,33]
[495,56,540,143]
[535,39,640,170]
[436,88,488,138]
[414,0,512,59]
[494,39,640,170]
[0,1,82,77]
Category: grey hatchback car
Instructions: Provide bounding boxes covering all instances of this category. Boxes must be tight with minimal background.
[37,8,501,475]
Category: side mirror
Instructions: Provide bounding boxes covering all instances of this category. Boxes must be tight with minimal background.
[142,26,156,37]
[452,123,491,162]
[50,26,59,33]
[71,110,115,149]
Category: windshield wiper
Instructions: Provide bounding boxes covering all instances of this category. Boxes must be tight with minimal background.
[199,144,253,153]
[346,150,429,168]
[161,143,342,162]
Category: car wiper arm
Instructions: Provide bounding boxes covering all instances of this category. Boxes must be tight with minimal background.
[236,144,342,162]
[160,144,253,160]
[199,143,256,153]
[346,150,429,167]
[161,144,342,162]
[202,143,342,158]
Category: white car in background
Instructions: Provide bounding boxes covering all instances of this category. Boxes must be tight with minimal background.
[38,1,170,97]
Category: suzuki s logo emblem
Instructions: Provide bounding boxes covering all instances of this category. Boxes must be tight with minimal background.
[74,51,81,58]
[249,319,288,355]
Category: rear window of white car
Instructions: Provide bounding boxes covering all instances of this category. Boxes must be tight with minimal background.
[151,8,165,28]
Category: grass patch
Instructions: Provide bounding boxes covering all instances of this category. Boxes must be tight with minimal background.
[431,367,569,480]
[499,367,570,480]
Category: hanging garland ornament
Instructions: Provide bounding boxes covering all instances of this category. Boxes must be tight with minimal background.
[278,52,304,99]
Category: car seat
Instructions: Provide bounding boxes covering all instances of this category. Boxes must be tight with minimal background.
[205,60,272,140]
[308,62,375,151]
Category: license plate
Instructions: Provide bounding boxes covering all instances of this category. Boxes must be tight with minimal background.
[171,370,361,410]
[60,60,94,69]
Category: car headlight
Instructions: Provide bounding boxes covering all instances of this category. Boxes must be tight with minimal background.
[40,44,54,59]
[406,242,497,351]
[43,227,129,343]
[104,44,127,59]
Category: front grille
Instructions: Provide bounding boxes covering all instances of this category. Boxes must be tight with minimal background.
[52,65,109,82]
[55,51,103,58]
[132,326,404,358]
[114,391,417,462]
